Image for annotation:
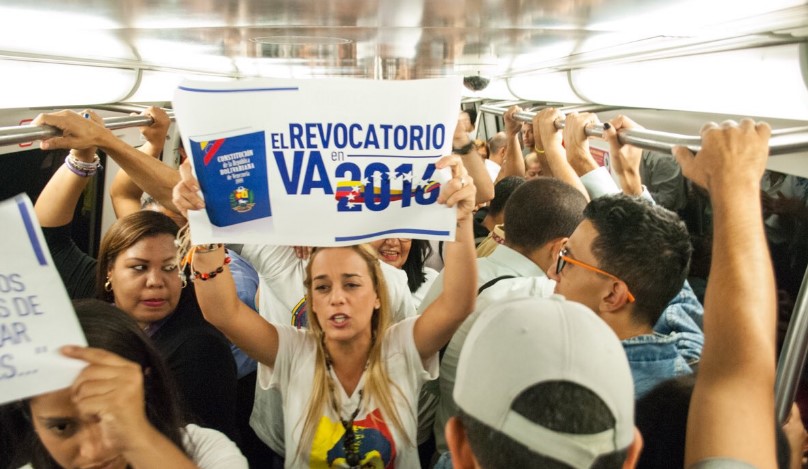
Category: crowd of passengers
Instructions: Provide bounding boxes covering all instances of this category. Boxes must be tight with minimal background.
[0,103,804,469]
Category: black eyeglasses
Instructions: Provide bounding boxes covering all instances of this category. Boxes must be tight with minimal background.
[556,248,636,303]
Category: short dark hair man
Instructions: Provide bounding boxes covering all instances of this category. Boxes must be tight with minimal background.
[420,177,588,454]
[446,295,641,469]
[550,194,695,397]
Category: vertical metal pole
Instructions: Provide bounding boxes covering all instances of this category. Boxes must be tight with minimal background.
[775,264,808,423]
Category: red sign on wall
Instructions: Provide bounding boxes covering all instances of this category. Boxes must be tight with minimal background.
[590,147,609,167]
[18,119,33,147]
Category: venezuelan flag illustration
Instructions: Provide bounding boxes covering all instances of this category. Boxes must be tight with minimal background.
[310,408,396,468]
[199,138,226,166]
[334,180,439,205]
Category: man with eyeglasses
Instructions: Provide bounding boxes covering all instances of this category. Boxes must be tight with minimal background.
[548,112,703,399]
[548,193,695,398]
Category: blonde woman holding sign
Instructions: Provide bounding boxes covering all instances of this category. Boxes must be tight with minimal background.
[173,154,477,468]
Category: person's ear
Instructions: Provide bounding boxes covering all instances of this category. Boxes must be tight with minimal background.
[445,416,480,469]
[600,280,632,312]
[622,426,644,469]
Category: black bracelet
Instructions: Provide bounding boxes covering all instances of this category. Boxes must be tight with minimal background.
[193,255,231,281]
[452,141,474,155]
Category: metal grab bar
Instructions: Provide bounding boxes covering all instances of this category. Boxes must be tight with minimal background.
[0,112,175,148]
[4,104,806,156]
[479,103,808,157]
[775,266,808,423]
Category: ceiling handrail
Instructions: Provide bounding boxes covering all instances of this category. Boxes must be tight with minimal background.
[479,102,808,157]
[0,111,176,148]
[3,105,807,156]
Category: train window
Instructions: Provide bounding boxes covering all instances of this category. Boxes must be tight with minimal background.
[0,148,106,257]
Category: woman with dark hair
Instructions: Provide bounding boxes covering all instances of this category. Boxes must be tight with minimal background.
[32,116,240,444]
[368,238,438,307]
[14,299,246,469]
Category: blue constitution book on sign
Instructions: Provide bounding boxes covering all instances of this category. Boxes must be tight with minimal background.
[189,131,272,227]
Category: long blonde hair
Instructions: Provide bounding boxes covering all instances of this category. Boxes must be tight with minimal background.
[296,245,412,463]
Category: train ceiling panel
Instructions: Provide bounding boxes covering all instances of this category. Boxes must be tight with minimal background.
[1,0,805,80]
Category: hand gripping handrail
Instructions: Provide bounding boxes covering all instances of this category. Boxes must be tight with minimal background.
[478,102,808,157]
[481,100,808,423]
[0,112,175,148]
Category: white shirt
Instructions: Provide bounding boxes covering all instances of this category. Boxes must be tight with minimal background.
[411,267,439,309]
[580,166,654,202]
[259,316,437,468]
[484,159,501,182]
[421,244,555,453]
[438,279,557,453]
[183,424,248,468]
[239,243,416,454]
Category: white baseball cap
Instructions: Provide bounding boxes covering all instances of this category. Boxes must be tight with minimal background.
[454,295,635,469]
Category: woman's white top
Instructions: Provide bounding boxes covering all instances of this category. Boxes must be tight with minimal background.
[259,316,438,468]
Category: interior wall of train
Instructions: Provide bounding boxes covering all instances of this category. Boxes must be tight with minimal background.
[2,0,808,252]
[4,3,808,461]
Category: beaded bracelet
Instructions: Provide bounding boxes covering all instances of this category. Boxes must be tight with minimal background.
[193,254,231,281]
[65,153,102,177]
[64,160,93,177]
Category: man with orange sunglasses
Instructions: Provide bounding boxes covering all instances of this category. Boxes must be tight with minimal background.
[550,191,697,399]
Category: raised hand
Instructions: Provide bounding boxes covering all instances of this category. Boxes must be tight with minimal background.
[436,154,476,223]
[33,110,111,152]
[603,115,645,195]
[673,119,771,193]
[172,158,205,218]
[61,345,151,454]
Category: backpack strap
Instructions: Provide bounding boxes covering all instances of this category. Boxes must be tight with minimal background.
[439,275,518,363]
[477,275,516,296]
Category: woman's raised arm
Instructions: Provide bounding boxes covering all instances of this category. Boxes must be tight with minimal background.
[413,154,478,360]
[33,110,104,227]
[173,159,281,368]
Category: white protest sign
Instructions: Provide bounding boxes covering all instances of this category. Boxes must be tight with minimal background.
[0,194,86,405]
[173,77,463,246]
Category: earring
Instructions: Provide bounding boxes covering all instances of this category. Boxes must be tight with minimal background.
[180,272,188,289]
[104,277,112,292]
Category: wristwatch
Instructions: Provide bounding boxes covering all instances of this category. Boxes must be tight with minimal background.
[452,141,474,155]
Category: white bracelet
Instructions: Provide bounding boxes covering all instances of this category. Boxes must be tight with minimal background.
[65,153,102,177]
